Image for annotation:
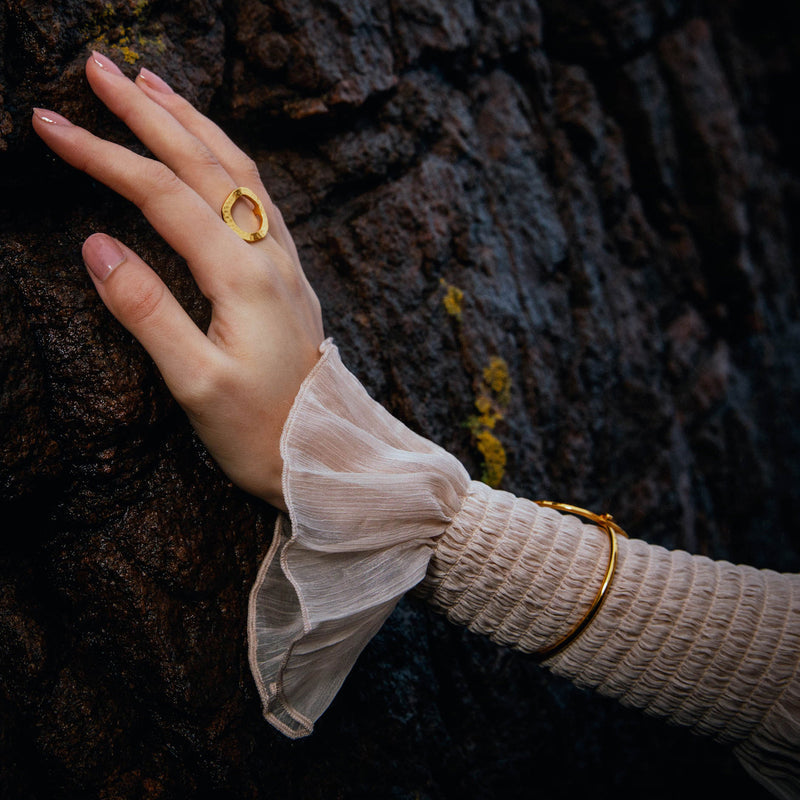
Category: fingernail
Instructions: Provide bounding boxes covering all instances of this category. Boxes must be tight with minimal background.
[32,107,73,126]
[137,67,174,94]
[83,234,126,282]
[91,50,125,77]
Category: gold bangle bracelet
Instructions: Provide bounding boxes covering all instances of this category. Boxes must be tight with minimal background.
[531,501,629,660]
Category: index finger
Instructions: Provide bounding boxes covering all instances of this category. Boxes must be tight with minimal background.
[31,109,253,303]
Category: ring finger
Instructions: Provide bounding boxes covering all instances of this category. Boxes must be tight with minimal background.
[86,52,271,250]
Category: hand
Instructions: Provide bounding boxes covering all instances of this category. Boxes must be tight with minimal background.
[32,52,325,511]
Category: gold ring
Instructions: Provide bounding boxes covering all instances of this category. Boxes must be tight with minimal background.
[221,187,269,243]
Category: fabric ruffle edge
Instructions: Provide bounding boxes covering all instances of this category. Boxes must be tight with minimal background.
[247,339,470,738]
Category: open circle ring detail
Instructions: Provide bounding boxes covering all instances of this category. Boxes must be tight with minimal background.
[221,187,269,243]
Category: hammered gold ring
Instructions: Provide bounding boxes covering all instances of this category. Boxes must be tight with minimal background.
[221,187,269,243]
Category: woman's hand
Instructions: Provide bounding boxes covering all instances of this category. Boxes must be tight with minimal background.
[32,52,325,511]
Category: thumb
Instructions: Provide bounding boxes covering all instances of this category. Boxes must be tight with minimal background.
[82,233,217,405]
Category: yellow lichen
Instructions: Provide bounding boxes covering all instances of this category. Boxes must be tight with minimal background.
[440,279,464,320]
[473,394,501,429]
[132,0,151,18]
[118,44,141,63]
[467,355,512,488]
[87,2,165,62]
[137,33,166,51]
[483,356,511,406]
[441,282,512,488]
[476,430,507,488]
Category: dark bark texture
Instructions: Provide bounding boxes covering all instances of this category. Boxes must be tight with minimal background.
[1,0,799,797]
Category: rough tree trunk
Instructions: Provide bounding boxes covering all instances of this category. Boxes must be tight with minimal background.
[1,0,798,797]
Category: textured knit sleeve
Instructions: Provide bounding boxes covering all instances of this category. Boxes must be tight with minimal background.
[416,481,800,800]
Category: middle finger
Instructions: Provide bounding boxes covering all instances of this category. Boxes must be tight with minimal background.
[33,107,251,302]
[86,52,265,238]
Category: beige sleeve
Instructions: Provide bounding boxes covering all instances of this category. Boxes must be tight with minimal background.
[247,340,471,738]
[416,480,800,800]
[248,339,800,799]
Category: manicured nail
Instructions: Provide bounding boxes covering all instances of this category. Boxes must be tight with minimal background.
[82,234,126,282]
[91,50,125,76]
[137,67,174,94]
[32,107,73,126]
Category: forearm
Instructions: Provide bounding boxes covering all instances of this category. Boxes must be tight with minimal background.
[417,481,800,797]
[248,339,799,796]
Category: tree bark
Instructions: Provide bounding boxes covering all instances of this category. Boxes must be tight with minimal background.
[1,0,798,797]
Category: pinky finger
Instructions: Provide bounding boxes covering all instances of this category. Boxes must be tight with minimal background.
[83,233,219,404]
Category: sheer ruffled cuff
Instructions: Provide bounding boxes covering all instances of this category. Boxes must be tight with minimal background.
[247,339,470,738]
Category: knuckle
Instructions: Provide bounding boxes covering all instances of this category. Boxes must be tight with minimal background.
[142,160,183,199]
[309,287,322,318]
[177,141,220,178]
[172,93,199,121]
[284,267,307,298]
[115,275,167,327]
[270,263,310,307]
[109,92,141,128]
[270,202,287,227]
[134,160,184,213]
[219,242,301,301]
[178,356,230,409]
[240,157,263,186]
[266,250,297,291]
[227,262,274,299]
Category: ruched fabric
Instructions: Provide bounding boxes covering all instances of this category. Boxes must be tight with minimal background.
[247,340,470,737]
[418,482,800,799]
[248,339,800,797]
